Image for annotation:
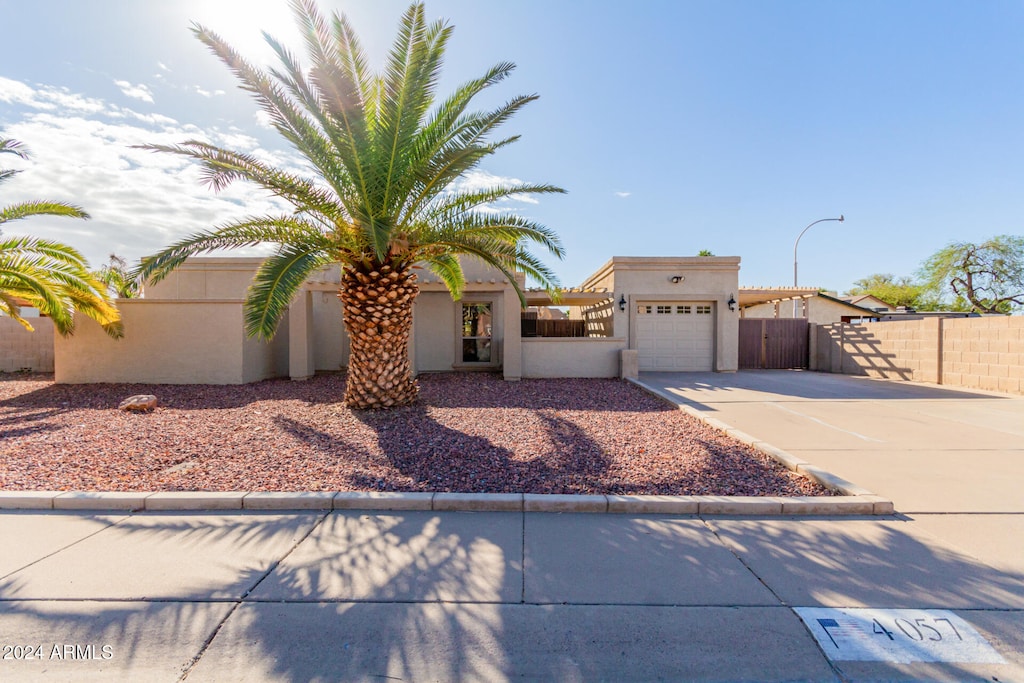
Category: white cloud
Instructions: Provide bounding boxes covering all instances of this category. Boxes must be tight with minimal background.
[0,78,299,269]
[194,86,226,98]
[254,110,275,130]
[157,62,170,72]
[114,80,155,104]
[0,77,105,113]
[0,77,43,107]
[1,77,549,272]
[614,191,631,198]
[452,170,541,206]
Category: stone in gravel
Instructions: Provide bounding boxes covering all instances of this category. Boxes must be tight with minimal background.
[118,395,158,412]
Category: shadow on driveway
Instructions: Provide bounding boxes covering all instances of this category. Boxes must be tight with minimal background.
[640,369,1004,406]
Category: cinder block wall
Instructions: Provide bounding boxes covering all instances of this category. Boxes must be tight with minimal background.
[0,317,55,372]
[813,317,1024,395]
[942,316,1024,394]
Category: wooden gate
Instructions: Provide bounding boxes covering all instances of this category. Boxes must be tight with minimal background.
[739,318,809,369]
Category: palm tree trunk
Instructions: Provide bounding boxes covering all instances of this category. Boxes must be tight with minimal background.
[338,263,419,408]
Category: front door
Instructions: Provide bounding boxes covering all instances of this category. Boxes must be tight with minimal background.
[460,302,496,366]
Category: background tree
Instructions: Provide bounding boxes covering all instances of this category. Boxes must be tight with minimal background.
[137,0,564,408]
[844,273,935,310]
[0,137,122,337]
[918,235,1024,314]
[697,249,714,256]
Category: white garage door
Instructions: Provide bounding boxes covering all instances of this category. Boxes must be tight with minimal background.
[636,302,714,371]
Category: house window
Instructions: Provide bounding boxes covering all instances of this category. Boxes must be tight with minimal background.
[676,305,691,314]
[461,303,492,363]
[638,305,652,314]
[696,305,712,315]
[656,305,672,314]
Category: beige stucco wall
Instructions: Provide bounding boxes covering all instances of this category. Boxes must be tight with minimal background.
[51,255,751,383]
[310,291,348,371]
[55,300,285,384]
[0,317,54,372]
[582,257,741,372]
[521,338,628,378]
[144,258,265,300]
[413,291,458,372]
[813,316,1024,395]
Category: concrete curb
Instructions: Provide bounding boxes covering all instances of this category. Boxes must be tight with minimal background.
[0,490,893,515]
[625,377,896,515]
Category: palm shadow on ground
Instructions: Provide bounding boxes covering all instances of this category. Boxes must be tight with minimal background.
[0,509,519,681]
[281,404,613,494]
[0,511,1021,680]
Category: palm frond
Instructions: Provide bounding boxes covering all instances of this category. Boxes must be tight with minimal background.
[416,211,565,261]
[0,201,90,226]
[0,259,78,334]
[245,245,332,339]
[135,216,332,285]
[377,6,451,216]
[419,251,464,299]
[0,138,29,159]
[400,90,541,221]
[0,169,22,185]
[427,182,567,223]
[192,24,356,206]
[290,0,374,221]
[0,291,35,332]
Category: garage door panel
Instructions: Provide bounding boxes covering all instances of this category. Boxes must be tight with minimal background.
[636,302,714,371]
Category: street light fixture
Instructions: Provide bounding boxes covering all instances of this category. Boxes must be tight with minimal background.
[793,215,844,316]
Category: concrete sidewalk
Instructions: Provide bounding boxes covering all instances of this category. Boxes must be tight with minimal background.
[1,507,1022,681]
[2,370,1022,681]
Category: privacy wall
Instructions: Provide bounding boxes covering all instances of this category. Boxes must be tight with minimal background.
[812,316,1024,395]
[0,317,54,372]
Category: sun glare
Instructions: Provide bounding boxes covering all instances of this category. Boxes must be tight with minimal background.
[179,0,301,65]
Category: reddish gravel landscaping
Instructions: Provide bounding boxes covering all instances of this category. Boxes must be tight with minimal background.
[0,372,831,496]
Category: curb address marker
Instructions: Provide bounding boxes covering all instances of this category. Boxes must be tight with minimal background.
[794,608,1005,664]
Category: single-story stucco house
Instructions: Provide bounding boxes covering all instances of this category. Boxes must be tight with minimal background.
[53,256,742,384]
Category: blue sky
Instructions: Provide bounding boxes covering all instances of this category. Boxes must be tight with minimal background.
[2,0,1023,293]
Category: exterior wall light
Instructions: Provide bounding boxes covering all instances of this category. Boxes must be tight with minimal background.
[728,294,737,312]
[669,275,683,284]
[618,295,627,312]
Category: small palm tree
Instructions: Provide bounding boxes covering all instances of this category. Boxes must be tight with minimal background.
[0,138,122,337]
[137,0,564,408]
[95,253,141,299]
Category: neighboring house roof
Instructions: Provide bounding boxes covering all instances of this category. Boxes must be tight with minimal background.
[815,292,881,317]
[843,294,893,311]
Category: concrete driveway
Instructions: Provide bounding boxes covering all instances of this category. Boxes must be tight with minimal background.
[638,369,1024,574]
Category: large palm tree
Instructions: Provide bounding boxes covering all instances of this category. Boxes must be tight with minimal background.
[137,0,565,408]
[0,138,123,337]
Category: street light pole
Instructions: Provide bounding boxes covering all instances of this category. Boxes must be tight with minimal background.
[793,215,844,317]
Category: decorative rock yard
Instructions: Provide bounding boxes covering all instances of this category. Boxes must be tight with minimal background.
[0,372,831,496]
